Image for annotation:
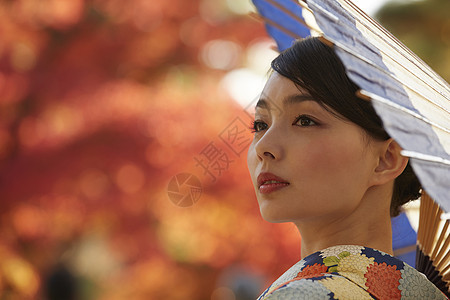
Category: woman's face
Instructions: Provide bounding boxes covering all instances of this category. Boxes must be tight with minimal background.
[247,72,382,224]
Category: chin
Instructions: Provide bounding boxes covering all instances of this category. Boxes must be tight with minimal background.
[259,205,293,223]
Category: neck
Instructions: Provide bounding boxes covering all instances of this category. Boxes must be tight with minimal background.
[294,185,393,259]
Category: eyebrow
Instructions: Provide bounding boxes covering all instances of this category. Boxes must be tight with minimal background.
[255,94,314,110]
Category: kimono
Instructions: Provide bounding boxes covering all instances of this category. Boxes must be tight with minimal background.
[258,245,447,299]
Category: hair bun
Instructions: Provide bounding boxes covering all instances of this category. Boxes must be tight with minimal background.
[391,162,421,217]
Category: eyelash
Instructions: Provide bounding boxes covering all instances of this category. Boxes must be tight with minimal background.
[294,114,318,127]
[249,115,318,133]
[249,120,267,133]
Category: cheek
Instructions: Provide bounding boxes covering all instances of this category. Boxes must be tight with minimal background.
[297,137,369,187]
[247,143,258,181]
[288,140,370,218]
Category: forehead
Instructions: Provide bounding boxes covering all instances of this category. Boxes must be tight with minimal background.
[255,72,315,111]
[262,72,304,99]
[255,72,351,124]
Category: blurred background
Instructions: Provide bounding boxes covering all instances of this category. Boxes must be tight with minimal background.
[0,0,448,299]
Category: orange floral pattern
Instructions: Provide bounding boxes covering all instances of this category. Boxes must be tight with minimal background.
[257,245,447,300]
[365,262,402,299]
[294,263,328,280]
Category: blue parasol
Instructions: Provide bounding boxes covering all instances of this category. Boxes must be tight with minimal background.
[251,0,450,282]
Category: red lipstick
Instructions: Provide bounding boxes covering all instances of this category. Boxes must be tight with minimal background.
[257,172,290,194]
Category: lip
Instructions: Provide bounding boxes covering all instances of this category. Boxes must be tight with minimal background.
[257,172,290,194]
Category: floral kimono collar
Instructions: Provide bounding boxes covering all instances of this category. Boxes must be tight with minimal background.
[258,245,447,299]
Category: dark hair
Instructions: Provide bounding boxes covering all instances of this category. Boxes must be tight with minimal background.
[271,37,421,217]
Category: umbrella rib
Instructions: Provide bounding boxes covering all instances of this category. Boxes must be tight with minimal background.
[264,0,309,29]
[306,0,450,96]
[339,0,444,84]
[400,151,450,166]
[258,0,450,103]
[324,37,450,117]
[360,90,450,135]
[330,0,449,91]
[351,20,449,96]
[257,0,322,35]
[249,12,304,40]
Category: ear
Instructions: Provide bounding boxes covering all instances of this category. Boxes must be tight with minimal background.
[372,139,408,185]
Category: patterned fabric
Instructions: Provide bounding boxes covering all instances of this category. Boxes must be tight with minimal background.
[258,245,448,299]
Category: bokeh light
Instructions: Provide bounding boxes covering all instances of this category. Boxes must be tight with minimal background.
[200,39,242,70]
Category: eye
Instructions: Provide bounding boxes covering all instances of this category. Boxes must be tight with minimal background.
[249,120,268,133]
[294,115,318,127]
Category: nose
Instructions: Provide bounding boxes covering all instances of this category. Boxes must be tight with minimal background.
[254,127,283,161]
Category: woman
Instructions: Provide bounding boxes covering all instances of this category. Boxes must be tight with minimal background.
[247,37,447,299]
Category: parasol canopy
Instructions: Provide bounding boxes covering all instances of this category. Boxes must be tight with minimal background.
[251,0,450,213]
